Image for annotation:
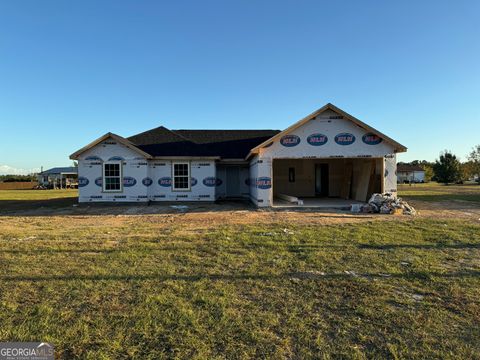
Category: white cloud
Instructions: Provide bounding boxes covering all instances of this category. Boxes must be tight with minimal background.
[0,165,40,175]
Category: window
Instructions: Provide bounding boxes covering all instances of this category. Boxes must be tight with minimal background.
[288,167,295,183]
[173,162,190,191]
[103,162,122,192]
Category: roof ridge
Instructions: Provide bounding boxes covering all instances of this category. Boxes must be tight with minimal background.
[127,125,170,138]
[173,129,281,131]
[168,129,195,142]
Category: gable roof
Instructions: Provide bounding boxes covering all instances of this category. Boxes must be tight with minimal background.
[397,164,424,172]
[40,167,77,175]
[247,103,407,158]
[127,128,280,159]
[70,133,153,160]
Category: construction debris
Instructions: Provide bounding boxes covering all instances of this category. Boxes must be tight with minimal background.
[351,193,417,215]
[277,193,304,205]
[170,205,189,212]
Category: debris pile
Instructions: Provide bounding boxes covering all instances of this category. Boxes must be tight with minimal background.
[352,193,416,215]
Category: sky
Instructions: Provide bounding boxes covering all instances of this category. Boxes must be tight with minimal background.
[0,1,479,174]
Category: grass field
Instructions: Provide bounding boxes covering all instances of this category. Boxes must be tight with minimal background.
[0,189,77,213]
[0,187,479,358]
[398,182,480,203]
[0,189,77,201]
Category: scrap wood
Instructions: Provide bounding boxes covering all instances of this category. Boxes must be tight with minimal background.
[351,192,416,216]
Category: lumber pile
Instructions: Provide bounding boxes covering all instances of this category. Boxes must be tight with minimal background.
[277,194,304,205]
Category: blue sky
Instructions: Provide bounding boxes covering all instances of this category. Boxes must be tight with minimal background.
[1,1,479,174]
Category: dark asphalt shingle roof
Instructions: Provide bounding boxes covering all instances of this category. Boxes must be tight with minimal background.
[127,127,280,159]
[397,164,424,172]
[41,167,78,175]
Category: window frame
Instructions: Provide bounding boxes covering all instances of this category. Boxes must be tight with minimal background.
[102,161,123,193]
[172,161,191,192]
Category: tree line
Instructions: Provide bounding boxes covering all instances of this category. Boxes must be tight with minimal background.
[399,145,480,184]
[0,174,37,182]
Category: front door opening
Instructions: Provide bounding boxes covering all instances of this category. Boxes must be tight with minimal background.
[315,164,329,197]
[226,166,241,197]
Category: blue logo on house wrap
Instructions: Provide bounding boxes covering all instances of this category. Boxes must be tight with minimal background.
[78,177,89,187]
[280,135,300,147]
[142,177,153,186]
[123,177,137,187]
[158,177,172,187]
[85,155,102,161]
[362,133,383,145]
[256,177,272,189]
[203,177,222,187]
[94,177,103,187]
[307,133,328,146]
[191,177,198,186]
[108,156,124,161]
[334,133,355,145]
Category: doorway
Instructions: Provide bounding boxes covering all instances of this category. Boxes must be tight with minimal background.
[315,164,329,197]
[226,166,240,197]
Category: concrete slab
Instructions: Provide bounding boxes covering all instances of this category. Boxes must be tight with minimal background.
[273,197,364,209]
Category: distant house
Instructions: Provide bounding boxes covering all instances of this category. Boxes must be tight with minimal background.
[397,164,425,183]
[37,167,78,189]
[70,103,407,206]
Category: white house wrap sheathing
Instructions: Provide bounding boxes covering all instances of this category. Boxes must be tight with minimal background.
[258,112,396,159]
[77,138,216,202]
[248,156,273,207]
[249,110,399,207]
[384,154,397,193]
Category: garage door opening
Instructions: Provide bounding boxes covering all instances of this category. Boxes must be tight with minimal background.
[272,158,383,207]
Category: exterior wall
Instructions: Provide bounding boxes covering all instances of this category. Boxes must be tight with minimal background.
[216,166,227,199]
[249,156,272,207]
[259,110,396,160]
[77,136,217,202]
[240,166,250,197]
[147,160,216,201]
[78,139,147,202]
[384,154,397,193]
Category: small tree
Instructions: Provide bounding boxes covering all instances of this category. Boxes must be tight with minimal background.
[468,145,480,183]
[433,151,462,184]
[422,164,434,182]
[461,161,475,181]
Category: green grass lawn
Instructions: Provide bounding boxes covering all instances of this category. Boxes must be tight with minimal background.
[0,216,479,358]
[398,182,480,203]
[0,189,77,212]
[0,189,77,201]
